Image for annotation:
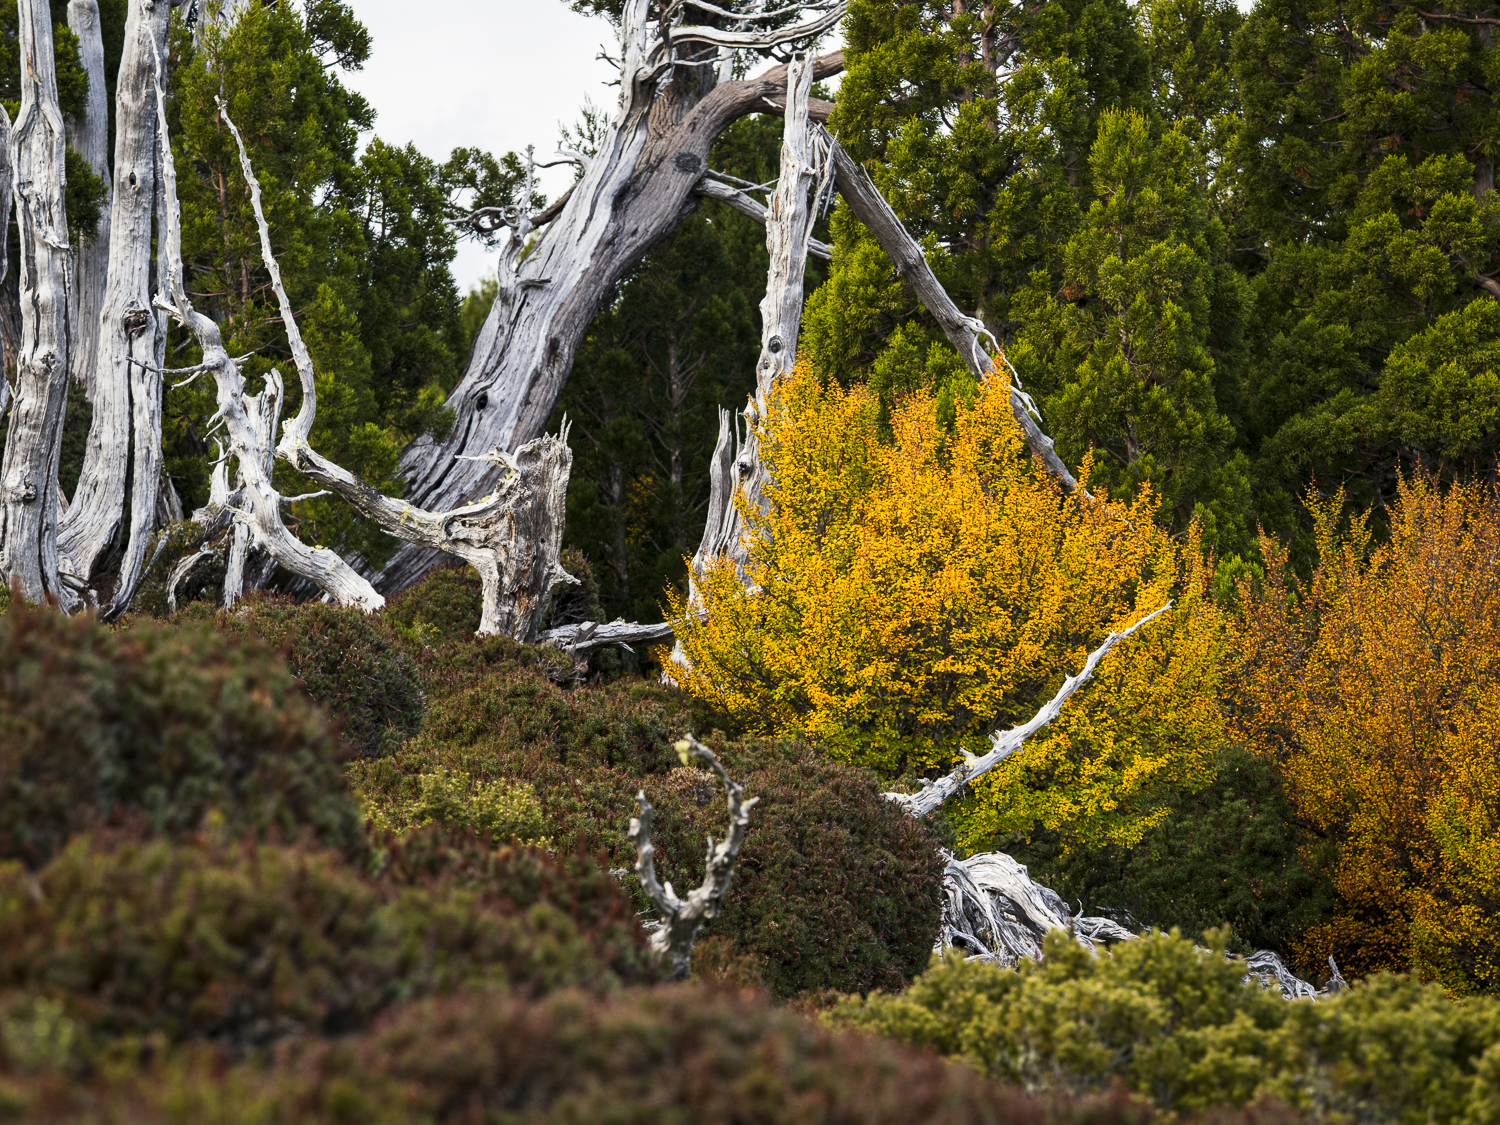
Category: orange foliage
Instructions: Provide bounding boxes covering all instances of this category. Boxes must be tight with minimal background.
[669,363,1226,851]
[1235,475,1500,994]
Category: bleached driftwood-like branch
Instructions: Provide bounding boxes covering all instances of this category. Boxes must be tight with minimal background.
[630,734,758,980]
[148,43,383,613]
[0,0,76,608]
[541,617,676,655]
[214,103,576,640]
[694,177,832,259]
[886,602,1173,818]
[823,132,1083,496]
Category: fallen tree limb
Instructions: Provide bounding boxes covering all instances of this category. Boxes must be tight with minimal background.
[540,617,676,655]
[631,734,757,979]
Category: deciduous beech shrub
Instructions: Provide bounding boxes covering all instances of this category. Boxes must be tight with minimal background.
[1235,475,1500,993]
[187,594,426,757]
[831,929,1500,1124]
[671,363,1228,852]
[350,653,944,997]
[0,832,653,1063]
[0,601,363,867]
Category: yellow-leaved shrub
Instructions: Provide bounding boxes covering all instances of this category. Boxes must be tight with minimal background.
[669,364,1227,850]
[1235,475,1500,994]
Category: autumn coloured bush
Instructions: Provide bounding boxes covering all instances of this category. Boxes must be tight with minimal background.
[351,654,944,997]
[672,363,1228,852]
[0,600,363,868]
[1235,475,1500,994]
[0,831,653,1063]
[832,928,1500,1123]
[186,593,426,757]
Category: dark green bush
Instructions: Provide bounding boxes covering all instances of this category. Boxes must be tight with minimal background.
[0,832,654,1061]
[832,928,1500,1123]
[352,656,944,998]
[130,519,228,618]
[0,981,1188,1125]
[188,594,426,758]
[0,602,362,867]
[1003,746,1340,963]
[383,562,485,642]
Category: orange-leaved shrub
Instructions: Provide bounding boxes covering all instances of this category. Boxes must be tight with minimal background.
[670,363,1228,851]
[1235,475,1500,994]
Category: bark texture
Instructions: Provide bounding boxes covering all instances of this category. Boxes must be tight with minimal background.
[630,734,757,980]
[150,64,382,612]
[376,8,848,593]
[58,0,175,614]
[66,0,112,397]
[0,107,13,420]
[0,0,74,606]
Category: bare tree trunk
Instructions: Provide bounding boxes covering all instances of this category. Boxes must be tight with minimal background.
[376,1,848,593]
[0,0,75,606]
[688,54,822,584]
[0,108,13,418]
[66,0,112,397]
[58,0,175,613]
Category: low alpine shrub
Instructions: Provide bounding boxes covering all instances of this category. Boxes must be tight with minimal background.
[0,601,362,867]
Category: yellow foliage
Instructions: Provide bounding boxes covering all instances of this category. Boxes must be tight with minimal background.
[669,364,1227,850]
[1234,475,1500,994]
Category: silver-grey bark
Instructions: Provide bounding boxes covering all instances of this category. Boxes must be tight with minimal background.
[0,107,13,423]
[66,0,112,398]
[211,102,576,639]
[58,0,177,614]
[0,0,74,606]
[376,1,847,593]
[630,734,757,979]
[150,57,383,612]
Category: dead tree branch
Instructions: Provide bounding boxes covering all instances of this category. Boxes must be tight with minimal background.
[630,734,758,979]
[694,177,831,259]
[886,602,1174,818]
[148,43,383,612]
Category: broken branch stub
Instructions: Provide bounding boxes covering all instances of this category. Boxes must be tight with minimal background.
[630,734,758,980]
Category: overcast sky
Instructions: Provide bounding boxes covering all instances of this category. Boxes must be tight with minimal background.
[345,0,1256,293]
[343,1,622,293]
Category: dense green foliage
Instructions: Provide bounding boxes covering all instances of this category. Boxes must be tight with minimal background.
[0,832,654,1062]
[182,594,426,758]
[0,600,363,868]
[833,929,1500,1123]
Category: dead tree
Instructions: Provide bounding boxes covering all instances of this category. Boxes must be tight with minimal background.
[57,0,180,615]
[630,734,757,979]
[65,0,112,398]
[0,0,75,606]
[201,100,578,639]
[147,48,383,613]
[377,0,848,593]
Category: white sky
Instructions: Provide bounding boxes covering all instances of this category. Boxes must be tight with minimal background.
[345,0,1257,292]
[344,0,621,293]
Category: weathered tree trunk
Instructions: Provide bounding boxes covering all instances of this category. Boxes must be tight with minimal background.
[66,0,112,397]
[376,0,847,593]
[150,65,382,611]
[687,54,822,583]
[0,0,75,606]
[0,107,13,418]
[58,0,176,614]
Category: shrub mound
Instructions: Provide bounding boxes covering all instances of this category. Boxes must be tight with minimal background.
[0,602,362,867]
[383,562,485,642]
[352,653,944,998]
[189,594,426,757]
[833,928,1500,1122]
[0,981,1200,1125]
[0,830,654,1062]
